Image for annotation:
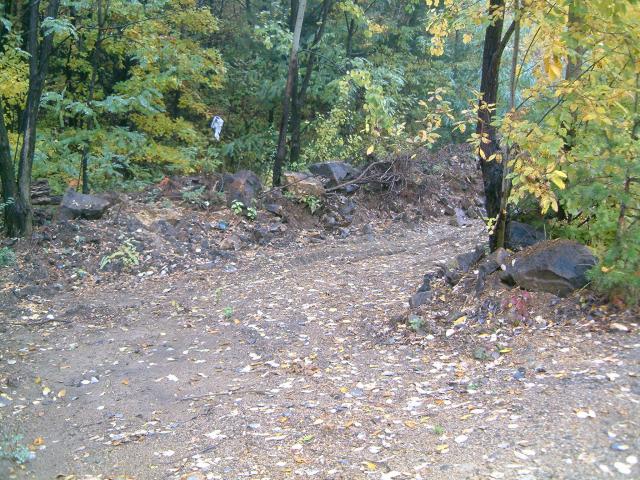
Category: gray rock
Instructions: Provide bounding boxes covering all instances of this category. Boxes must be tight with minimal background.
[443,244,486,286]
[252,226,272,245]
[450,207,471,227]
[337,227,350,238]
[337,197,357,217]
[282,172,325,197]
[59,188,110,220]
[360,224,374,236]
[507,240,597,296]
[219,235,243,251]
[265,203,284,216]
[505,221,545,250]
[308,162,359,187]
[409,290,432,308]
[223,170,262,208]
[321,214,337,227]
[476,248,511,294]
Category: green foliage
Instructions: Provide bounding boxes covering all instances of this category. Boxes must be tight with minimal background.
[182,187,207,209]
[222,306,234,319]
[0,246,16,267]
[0,434,34,465]
[283,192,322,215]
[302,195,322,214]
[407,314,424,332]
[587,232,640,305]
[99,239,140,271]
[231,200,245,215]
[246,206,258,221]
[0,197,15,230]
[230,200,257,220]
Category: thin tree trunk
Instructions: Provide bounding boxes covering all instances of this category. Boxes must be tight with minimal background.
[0,98,22,236]
[273,0,307,186]
[81,0,109,194]
[476,0,515,249]
[346,17,355,57]
[290,0,333,166]
[495,2,520,249]
[562,0,584,152]
[6,0,61,236]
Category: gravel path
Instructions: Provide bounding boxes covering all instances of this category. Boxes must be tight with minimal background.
[1,221,639,479]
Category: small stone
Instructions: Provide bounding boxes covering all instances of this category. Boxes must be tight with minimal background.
[614,462,632,475]
[513,367,526,380]
[454,435,468,444]
[610,322,629,333]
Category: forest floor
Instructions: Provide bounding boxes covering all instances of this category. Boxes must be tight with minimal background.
[1,217,639,480]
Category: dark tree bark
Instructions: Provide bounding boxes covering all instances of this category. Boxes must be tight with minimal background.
[476,0,515,249]
[0,0,61,236]
[0,99,22,236]
[80,0,109,194]
[273,0,307,186]
[495,2,520,250]
[345,17,356,57]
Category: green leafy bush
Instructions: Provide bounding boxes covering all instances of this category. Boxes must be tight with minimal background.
[0,247,16,267]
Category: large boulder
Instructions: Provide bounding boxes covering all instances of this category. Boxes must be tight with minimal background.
[505,221,545,250]
[308,162,359,187]
[283,172,325,197]
[223,170,262,208]
[506,239,597,296]
[59,188,110,220]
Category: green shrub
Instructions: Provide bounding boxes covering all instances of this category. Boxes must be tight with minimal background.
[0,247,16,268]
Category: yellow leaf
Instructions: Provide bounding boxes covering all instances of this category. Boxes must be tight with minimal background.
[57,389,66,398]
[463,33,472,44]
[544,55,563,81]
[33,437,45,446]
[42,386,51,396]
[499,348,512,354]
[364,461,377,471]
[366,145,374,155]
[550,176,565,189]
[453,315,467,325]
[435,444,449,452]
[122,378,129,385]
[404,420,417,428]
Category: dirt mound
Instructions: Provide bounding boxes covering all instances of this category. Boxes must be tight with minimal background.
[0,145,483,316]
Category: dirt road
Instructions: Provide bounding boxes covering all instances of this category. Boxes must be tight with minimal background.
[1,222,638,479]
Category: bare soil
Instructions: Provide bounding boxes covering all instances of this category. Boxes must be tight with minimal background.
[1,218,639,480]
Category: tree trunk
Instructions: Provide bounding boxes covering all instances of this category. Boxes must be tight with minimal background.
[0,99,24,237]
[81,0,109,194]
[290,0,333,166]
[0,0,61,236]
[476,0,515,249]
[495,2,520,250]
[273,0,307,186]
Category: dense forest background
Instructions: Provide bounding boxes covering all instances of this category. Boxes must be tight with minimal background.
[0,0,639,301]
